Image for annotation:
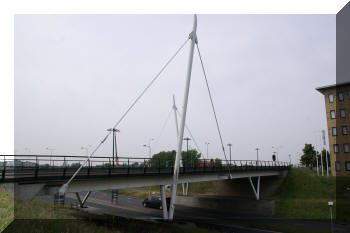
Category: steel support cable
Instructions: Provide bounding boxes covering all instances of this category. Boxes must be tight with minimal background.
[153,107,174,151]
[59,38,190,193]
[176,109,202,156]
[195,43,231,177]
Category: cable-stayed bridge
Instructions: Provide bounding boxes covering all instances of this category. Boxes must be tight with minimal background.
[9,14,292,221]
[1,154,290,219]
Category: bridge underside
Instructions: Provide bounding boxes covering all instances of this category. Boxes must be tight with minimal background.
[3,170,283,200]
[51,170,281,194]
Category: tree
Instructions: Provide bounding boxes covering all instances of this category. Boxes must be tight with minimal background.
[150,149,202,168]
[299,144,331,170]
[300,144,317,168]
[181,149,201,167]
[150,150,176,168]
[70,162,81,168]
[214,158,222,167]
[320,149,331,170]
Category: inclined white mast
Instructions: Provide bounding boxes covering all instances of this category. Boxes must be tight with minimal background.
[168,14,197,220]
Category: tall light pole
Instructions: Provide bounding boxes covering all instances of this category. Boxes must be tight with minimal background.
[255,147,259,165]
[184,137,191,153]
[46,147,55,166]
[313,130,324,176]
[316,152,319,176]
[296,152,301,167]
[80,145,91,156]
[205,142,210,159]
[24,147,31,155]
[107,128,120,167]
[227,143,232,165]
[320,149,324,176]
[184,137,192,166]
[289,154,292,165]
[143,138,154,158]
[322,129,329,176]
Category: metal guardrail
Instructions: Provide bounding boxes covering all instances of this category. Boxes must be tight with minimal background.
[0,155,290,182]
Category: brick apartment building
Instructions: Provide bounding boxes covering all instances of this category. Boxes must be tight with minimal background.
[316,82,350,176]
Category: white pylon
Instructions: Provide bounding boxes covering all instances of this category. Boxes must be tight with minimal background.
[168,14,197,220]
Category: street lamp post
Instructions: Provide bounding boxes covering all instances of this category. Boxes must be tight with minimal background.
[184,137,191,153]
[46,147,55,167]
[227,143,232,165]
[255,147,259,165]
[316,152,319,176]
[322,129,329,176]
[143,138,154,158]
[24,147,31,155]
[205,142,210,159]
[184,137,191,166]
[107,128,120,167]
[289,154,292,165]
[80,145,91,156]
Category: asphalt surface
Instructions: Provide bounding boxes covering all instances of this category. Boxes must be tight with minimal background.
[38,191,350,233]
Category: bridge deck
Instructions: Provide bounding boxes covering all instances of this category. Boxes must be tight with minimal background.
[1,155,290,183]
[1,165,289,183]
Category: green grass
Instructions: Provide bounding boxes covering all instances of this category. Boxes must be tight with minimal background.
[0,185,14,232]
[0,184,119,233]
[176,182,218,195]
[118,189,155,199]
[247,222,331,233]
[335,176,350,223]
[275,168,336,219]
[112,181,219,200]
[0,186,218,233]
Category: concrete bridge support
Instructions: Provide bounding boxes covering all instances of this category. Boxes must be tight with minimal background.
[182,182,189,196]
[75,191,91,208]
[160,185,168,220]
[248,176,260,200]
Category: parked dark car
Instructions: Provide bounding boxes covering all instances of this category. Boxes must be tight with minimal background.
[142,196,170,210]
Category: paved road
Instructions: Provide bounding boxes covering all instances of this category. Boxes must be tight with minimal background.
[38,191,350,233]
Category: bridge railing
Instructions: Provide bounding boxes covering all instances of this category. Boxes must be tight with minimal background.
[0,155,290,182]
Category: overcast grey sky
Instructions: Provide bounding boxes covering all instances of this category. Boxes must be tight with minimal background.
[14,14,335,163]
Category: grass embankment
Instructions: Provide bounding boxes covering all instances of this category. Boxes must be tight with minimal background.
[0,184,115,233]
[113,186,164,199]
[247,222,331,233]
[0,185,14,232]
[275,168,336,220]
[115,181,220,199]
[117,168,337,221]
[0,185,219,233]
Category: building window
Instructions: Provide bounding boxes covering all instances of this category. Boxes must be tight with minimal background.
[344,144,350,153]
[334,144,339,153]
[340,109,346,118]
[335,162,341,171]
[342,126,348,135]
[332,127,337,136]
[330,110,336,119]
[346,162,350,171]
[338,92,344,101]
[329,94,334,103]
